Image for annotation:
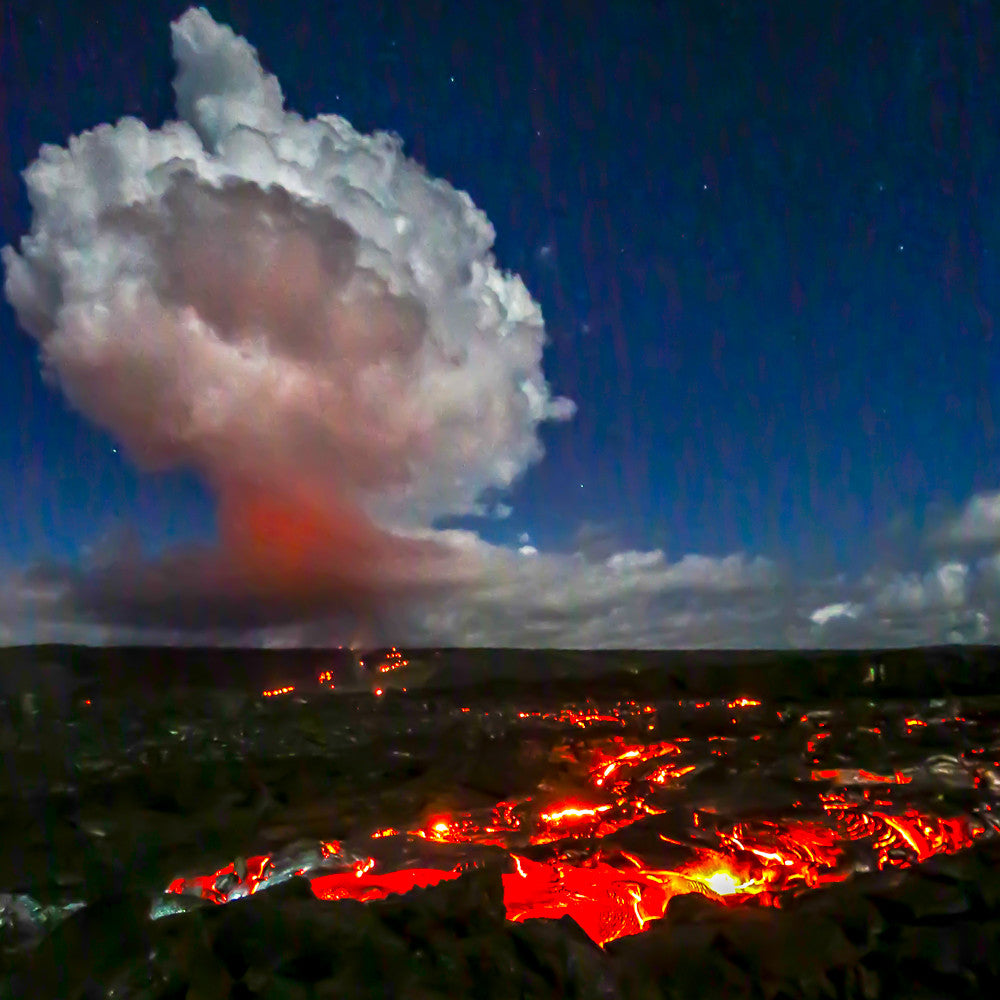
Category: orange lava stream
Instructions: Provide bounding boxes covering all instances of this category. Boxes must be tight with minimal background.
[165,717,992,947]
[311,865,462,901]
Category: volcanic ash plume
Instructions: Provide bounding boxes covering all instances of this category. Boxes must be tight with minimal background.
[1,7,573,626]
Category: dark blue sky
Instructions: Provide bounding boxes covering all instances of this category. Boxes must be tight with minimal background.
[2,0,1000,647]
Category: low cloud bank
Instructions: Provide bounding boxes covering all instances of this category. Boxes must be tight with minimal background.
[3,532,999,650]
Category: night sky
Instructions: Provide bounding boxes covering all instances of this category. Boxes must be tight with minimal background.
[2,0,1000,648]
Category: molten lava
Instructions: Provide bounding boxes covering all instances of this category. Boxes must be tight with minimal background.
[261,686,295,698]
[311,864,462,902]
[166,698,994,947]
[375,647,409,673]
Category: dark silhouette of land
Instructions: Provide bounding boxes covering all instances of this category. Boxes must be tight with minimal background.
[1,643,999,705]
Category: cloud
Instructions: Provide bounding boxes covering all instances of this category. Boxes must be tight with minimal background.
[931,490,1000,549]
[570,521,634,562]
[1,7,792,650]
[0,538,785,649]
[808,602,861,627]
[976,551,1000,589]
[803,561,991,648]
[3,6,573,632]
[6,7,1000,653]
[872,562,969,615]
[395,538,785,648]
[4,535,1000,650]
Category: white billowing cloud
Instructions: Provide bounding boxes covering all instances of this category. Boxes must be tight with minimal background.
[802,560,992,648]
[0,5,797,650]
[934,490,1000,547]
[628,551,778,591]
[7,7,1000,652]
[2,7,572,539]
[872,562,969,615]
[809,601,861,627]
[1,6,585,632]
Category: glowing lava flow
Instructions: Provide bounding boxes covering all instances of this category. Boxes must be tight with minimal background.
[165,702,994,947]
[502,854,719,945]
[375,647,409,673]
[590,739,682,788]
[168,853,463,906]
[498,805,987,945]
[261,685,295,698]
[310,865,462,901]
